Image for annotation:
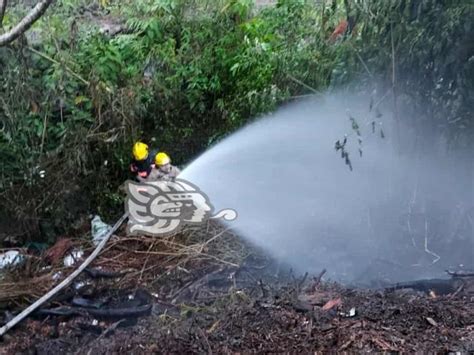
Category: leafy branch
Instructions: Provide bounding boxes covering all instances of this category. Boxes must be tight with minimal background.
[335,106,386,171]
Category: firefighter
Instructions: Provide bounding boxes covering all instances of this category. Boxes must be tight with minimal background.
[150,152,181,181]
[130,141,157,182]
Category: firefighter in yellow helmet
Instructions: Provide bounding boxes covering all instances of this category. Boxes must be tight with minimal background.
[149,152,181,181]
[130,141,157,182]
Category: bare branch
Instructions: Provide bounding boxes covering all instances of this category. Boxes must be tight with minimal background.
[0,0,53,47]
[0,0,7,28]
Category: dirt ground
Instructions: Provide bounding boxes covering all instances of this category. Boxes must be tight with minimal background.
[1,223,473,353]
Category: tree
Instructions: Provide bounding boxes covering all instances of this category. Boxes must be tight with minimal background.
[0,0,53,46]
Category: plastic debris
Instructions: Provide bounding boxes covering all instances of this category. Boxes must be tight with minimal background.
[0,250,24,270]
[73,281,85,290]
[91,215,112,246]
[73,280,95,296]
[339,307,357,318]
[63,249,84,267]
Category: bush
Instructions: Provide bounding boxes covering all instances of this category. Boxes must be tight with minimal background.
[0,0,472,242]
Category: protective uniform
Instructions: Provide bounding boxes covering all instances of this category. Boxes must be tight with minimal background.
[130,141,157,181]
[148,152,181,182]
[152,164,181,181]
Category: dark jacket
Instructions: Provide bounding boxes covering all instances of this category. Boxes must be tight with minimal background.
[130,148,157,180]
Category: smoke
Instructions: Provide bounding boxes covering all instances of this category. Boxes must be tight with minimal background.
[181,93,473,285]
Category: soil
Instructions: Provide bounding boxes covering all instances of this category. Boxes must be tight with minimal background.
[1,224,473,353]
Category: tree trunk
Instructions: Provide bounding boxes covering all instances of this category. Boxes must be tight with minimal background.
[0,0,53,46]
[0,0,7,28]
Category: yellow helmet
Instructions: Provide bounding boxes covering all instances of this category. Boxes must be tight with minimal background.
[132,141,149,161]
[155,152,171,166]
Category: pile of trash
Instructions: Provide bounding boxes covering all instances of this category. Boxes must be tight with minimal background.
[0,215,243,306]
[1,215,109,271]
[0,216,114,305]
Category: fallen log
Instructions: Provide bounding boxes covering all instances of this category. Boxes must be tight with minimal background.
[385,278,463,295]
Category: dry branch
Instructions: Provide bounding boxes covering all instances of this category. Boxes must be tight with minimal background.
[27,46,90,85]
[0,0,53,46]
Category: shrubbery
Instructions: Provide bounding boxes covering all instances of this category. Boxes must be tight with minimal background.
[0,0,472,242]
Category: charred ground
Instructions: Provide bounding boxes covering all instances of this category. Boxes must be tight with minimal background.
[1,222,473,353]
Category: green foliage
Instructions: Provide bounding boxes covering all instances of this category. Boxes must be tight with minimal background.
[0,0,335,239]
[334,0,473,147]
[0,0,472,242]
